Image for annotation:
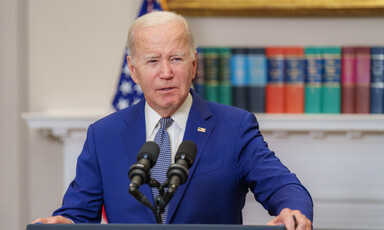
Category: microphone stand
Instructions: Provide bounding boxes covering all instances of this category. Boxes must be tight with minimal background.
[129,178,174,224]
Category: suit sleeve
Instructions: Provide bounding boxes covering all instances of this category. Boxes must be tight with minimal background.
[52,124,103,223]
[235,112,314,221]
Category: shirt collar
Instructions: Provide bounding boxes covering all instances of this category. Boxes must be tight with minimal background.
[145,92,193,138]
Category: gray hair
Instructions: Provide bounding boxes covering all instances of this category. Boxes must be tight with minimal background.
[127,11,196,63]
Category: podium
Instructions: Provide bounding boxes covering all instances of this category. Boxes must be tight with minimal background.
[27,224,285,230]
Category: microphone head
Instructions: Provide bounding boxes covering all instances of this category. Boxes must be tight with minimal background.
[137,141,160,167]
[175,141,197,168]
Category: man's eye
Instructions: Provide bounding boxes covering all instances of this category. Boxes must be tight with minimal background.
[147,59,158,64]
[172,57,183,62]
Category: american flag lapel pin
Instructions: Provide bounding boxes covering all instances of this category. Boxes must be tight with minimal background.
[197,127,206,133]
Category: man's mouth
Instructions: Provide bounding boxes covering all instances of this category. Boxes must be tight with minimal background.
[159,87,175,91]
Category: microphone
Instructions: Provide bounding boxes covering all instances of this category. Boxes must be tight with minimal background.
[128,141,160,190]
[166,141,197,195]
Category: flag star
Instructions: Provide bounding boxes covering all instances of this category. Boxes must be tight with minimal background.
[133,84,143,95]
[119,80,132,95]
[117,98,129,110]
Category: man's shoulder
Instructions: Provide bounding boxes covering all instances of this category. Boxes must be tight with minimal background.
[191,90,250,118]
[92,102,143,128]
[205,100,251,118]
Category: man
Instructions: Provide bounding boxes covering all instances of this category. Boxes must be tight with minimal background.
[32,11,313,229]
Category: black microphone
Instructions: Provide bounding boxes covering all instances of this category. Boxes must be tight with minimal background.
[166,141,197,195]
[128,141,160,190]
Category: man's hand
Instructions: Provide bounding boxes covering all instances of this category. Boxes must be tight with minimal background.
[31,215,73,224]
[267,208,311,230]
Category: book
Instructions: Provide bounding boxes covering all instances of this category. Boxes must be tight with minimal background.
[193,47,205,98]
[230,48,249,110]
[266,47,285,113]
[322,47,341,114]
[304,47,323,114]
[217,47,232,106]
[341,47,356,113]
[284,47,305,113]
[247,48,267,113]
[370,47,384,114]
[203,47,219,103]
[355,47,371,114]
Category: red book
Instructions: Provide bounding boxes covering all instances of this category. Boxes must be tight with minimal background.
[284,47,304,113]
[355,47,371,114]
[266,47,285,113]
[341,47,356,113]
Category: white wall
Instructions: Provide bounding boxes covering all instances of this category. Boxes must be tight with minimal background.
[2,0,384,229]
[0,0,28,230]
[26,0,142,227]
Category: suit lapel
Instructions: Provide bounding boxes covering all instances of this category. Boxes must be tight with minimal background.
[166,90,214,223]
[122,99,157,223]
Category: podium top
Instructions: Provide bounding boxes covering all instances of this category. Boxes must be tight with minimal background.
[27,224,285,230]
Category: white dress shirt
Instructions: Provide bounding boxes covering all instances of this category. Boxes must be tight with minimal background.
[145,93,192,163]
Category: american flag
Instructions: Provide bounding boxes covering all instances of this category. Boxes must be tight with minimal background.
[112,0,164,111]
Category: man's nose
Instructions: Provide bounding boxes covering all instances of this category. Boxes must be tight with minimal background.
[160,60,173,79]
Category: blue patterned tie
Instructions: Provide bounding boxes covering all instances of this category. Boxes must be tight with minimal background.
[151,117,173,223]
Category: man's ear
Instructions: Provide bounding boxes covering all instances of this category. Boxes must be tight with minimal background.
[127,56,138,84]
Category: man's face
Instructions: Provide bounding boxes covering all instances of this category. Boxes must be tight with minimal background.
[128,21,197,117]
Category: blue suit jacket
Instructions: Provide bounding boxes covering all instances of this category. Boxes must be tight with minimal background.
[54,90,313,224]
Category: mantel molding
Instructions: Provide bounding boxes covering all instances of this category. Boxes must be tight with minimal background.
[22,110,384,140]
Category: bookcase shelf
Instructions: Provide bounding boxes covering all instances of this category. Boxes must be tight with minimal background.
[256,113,384,139]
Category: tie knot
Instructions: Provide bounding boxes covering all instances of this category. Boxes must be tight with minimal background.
[159,117,173,130]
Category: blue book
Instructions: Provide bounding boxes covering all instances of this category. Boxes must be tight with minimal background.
[370,47,384,114]
[247,48,267,113]
[230,48,249,110]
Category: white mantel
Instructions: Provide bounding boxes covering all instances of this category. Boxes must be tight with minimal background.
[23,111,384,229]
[23,111,384,138]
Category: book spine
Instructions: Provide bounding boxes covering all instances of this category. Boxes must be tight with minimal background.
[341,47,356,113]
[230,48,249,110]
[370,47,384,114]
[203,47,219,103]
[304,47,323,113]
[193,47,205,98]
[284,47,305,113]
[355,47,371,114]
[217,47,232,106]
[322,47,341,114]
[266,47,285,113]
[248,48,267,113]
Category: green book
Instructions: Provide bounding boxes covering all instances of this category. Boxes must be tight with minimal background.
[217,47,232,105]
[304,47,323,113]
[322,47,341,114]
[203,47,219,103]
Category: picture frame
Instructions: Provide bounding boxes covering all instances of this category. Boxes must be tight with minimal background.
[165,0,384,17]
